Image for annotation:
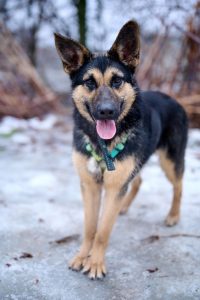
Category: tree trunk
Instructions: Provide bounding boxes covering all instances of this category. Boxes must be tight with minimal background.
[28,25,38,66]
[76,0,86,46]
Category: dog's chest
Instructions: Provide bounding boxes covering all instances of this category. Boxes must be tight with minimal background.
[87,157,103,182]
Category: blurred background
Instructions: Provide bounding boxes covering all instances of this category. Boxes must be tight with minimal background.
[0,0,199,126]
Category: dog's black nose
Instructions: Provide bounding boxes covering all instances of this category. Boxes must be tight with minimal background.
[96,102,116,119]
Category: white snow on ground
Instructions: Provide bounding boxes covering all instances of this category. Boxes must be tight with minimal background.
[0,117,27,134]
[0,114,58,134]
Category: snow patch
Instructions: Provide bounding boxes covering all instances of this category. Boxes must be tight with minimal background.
[28,115,57,130]
[28,172,58,189]
[11,133,31,145]
[0,117,27,134]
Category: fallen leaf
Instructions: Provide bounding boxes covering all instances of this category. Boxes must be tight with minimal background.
[19,252,33,259]
[49,234,80,245]
[141,235,160,244]
[146,267,159,273]
[141,233,200,245]
[5,263,11,267]
[13,257,18,261]
[48,198,55,203]
[38,218,44,223]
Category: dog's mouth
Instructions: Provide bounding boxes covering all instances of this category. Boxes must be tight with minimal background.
[85,101,121,139]
[96,120,116,140]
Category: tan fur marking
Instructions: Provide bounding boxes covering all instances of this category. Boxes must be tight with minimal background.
[166,180,182,226]
[83,68,104,86]
[104,67,124,84]
[103,156,135,189]
[69,151,102,271]
[72,85,94,122]
[158,150,177,182]
[83,67,123,86]
[120,175,142,214]
[158,150,183,226]
[116,83,136,121]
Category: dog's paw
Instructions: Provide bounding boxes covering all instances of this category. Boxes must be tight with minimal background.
[165,214,180,226]
[82,257,106,280]
[68,254,87,271]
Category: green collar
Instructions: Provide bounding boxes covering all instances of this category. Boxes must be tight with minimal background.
[85,133,128,171]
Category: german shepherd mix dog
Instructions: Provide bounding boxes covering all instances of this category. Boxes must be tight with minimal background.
[54,20,188,279]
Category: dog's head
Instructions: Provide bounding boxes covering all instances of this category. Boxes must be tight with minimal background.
[55,21,140,140]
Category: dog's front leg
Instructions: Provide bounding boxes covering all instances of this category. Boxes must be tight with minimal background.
[82,157,135,279]
[69,151,102,271]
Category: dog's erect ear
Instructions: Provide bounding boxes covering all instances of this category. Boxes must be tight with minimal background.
[54,33,91,74]
[108,20,140,71]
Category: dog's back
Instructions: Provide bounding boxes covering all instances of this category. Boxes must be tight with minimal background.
[141,91,188,168]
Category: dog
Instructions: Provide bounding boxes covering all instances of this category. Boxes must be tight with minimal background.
[54,20,188,279]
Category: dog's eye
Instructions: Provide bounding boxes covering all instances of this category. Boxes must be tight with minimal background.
[111,76,124,89]
[84,78,97,91]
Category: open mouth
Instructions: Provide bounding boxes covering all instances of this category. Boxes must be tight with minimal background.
[85,102,118,140]
[96,120,116,140]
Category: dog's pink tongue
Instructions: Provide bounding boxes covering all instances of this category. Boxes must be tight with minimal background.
[96,120,116,140]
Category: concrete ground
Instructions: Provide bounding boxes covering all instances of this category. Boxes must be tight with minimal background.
[0,115,200,300]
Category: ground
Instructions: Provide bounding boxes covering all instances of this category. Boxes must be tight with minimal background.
[0,115,200,300]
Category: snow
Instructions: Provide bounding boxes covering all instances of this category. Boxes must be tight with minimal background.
[28,115,58,131]
[28,172,59,189]
[0,115,58,134]
[0,117,27,134]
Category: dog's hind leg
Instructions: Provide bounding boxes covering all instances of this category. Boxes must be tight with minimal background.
[158,150,183,226]
[120,175,142,214]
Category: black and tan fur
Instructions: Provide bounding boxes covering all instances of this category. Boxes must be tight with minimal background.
[54,20,188,279]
